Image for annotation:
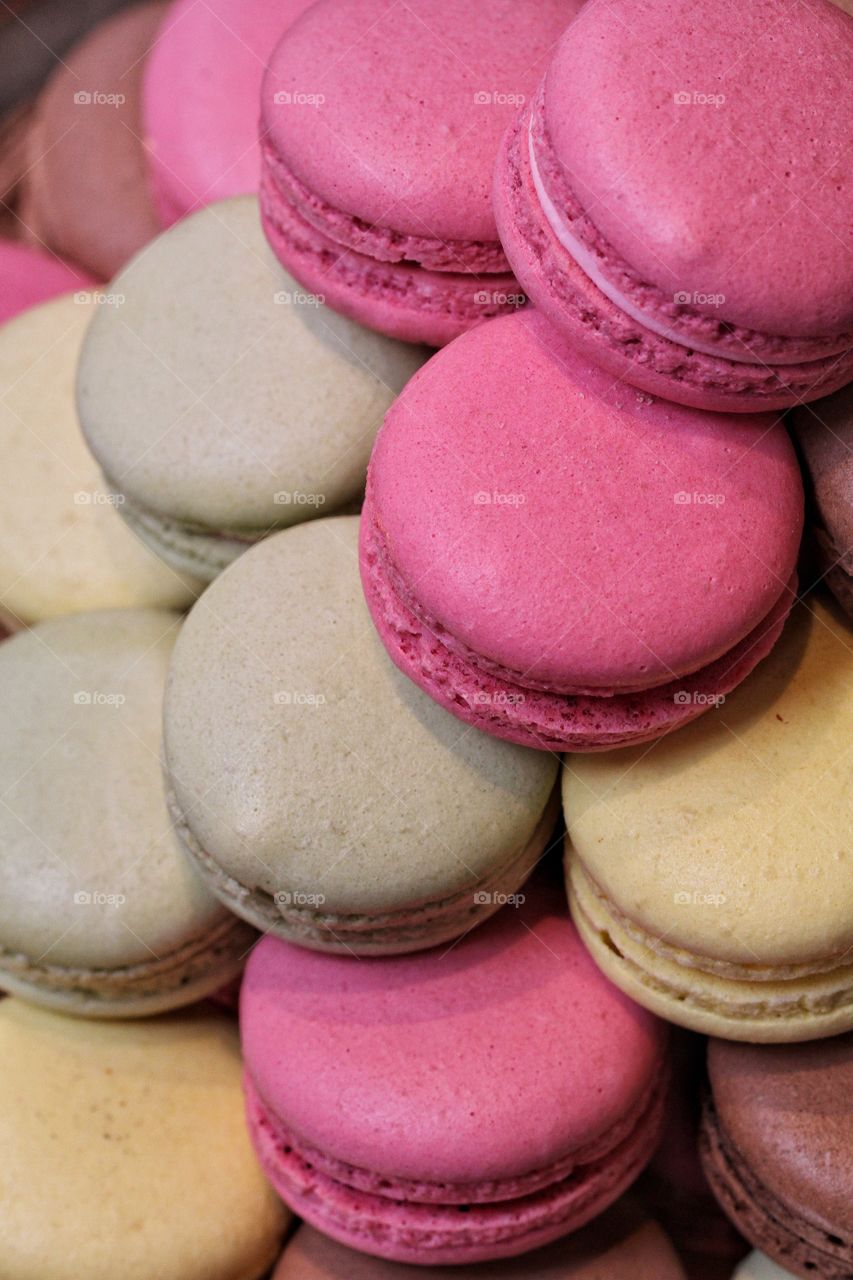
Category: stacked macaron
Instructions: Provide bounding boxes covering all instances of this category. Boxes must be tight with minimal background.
[1,0,852,1276]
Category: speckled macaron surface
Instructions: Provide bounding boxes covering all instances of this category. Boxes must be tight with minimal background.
[77,196,427,581]
[0,294,198,625]
[242,877,669,1264]
[0,609,255,1015]
[164,515,559,954]
[564,596,853,1041]
[703,1035,853,1280]
[789,383,853,618]
[274,1202,687,1279]
[0,999,288,1280]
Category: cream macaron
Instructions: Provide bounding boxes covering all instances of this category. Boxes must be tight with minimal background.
[0,608,255,1015]
[0,999,287,1280]
[164,516,559,955]
[0,294,199,627]
[564,596,853,1042]
[77,196,428,582]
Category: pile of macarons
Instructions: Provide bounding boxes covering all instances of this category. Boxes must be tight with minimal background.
[0,0,851,1277]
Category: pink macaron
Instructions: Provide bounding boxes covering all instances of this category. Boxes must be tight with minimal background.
[260,0,580,346]
[241,873,669,1265]
[0,241,94,325]
[494,0,853,413]
[143,0,316,226]
[360,309,803,751]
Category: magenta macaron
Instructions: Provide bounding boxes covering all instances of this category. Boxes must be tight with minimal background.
[241,875,669,1265]
[143,0,316,226]
[360,309,802,752]
[494,0,853,413]
[260,0,579,346]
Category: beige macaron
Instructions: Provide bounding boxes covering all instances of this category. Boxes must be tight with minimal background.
[77,195,428,582]
[0,608,255,1015]
[164,516,559,955]
[564,596,853,1042]
[0,293,199,627]
[731,1254,798,1279]
[0,999,288,1280]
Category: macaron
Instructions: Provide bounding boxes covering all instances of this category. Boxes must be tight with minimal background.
[731,1256,800,1280]
[241,875,669,1264]
[361,308,802,751]
[702,1034,853,1280]
[789,383,853,618]
[164,516,559,955]
[260,0,580,345]
[0,999,288,1280]
[77,196,427,582]
[564,594,853,1042]
[0,239,93,325]
[0,609,255,1016]
[273,1201,687,1279]
[18,2,163,279]
[0,294,199,627]
[494,0,853,412]
[142,0,316,225]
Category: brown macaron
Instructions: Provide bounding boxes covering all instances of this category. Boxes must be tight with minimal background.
[701,1035,853,1280]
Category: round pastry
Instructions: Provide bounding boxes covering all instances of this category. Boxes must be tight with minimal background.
[494,0,853,412]
[0,294,198,626]
[564,595,853,1042]
[361,309,802,750]
[789,383,853,618]
[702,1034,853,1279]
[241,875,670,1264]
[164,516,559,954]
[0,608,255,1015]
[0,999,287,1280]
[260,0,580,345]
[77,196,427,582]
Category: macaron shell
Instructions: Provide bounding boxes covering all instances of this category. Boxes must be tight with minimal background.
[366,309,802,691]
[541,0,853,339]
[77,196,427,533]
[18,2,163,279]
[790,383,853,567]
[164,516,558,941]
[241,878,667,1188]
[142,0,317,223]
[0,240,94,324]
[0,295,199,623]
[262,0,578,244]
[0,1000,287,1280]
[564,598,853,970]
[274,1202,687,1278]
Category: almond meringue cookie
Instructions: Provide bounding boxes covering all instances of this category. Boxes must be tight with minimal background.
[77,195,428,582]
[163,516,559,955]
[0,609,255,1015]
[0,1000,288,1280]
[0,294,199,627]
[564,595,853,1042]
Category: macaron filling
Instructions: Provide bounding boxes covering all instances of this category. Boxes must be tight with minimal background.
[701,1098,853,1280]
[527,95,851,367]
[244,1068,666,1262]
[168,784,560,955]
[497,105,853,406]
[0,913,253,1016]
[568,858,853,1026]
[361,499,796,749]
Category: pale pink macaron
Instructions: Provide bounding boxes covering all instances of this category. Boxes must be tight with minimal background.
[361,309,803,751]
[260,0,580,346]
[241,874,670,1266]
[494,0,853,412]
[143,0,316,226]
[0,240,94,325]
